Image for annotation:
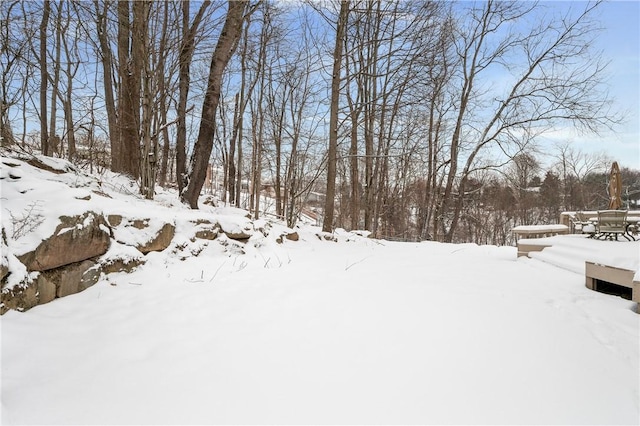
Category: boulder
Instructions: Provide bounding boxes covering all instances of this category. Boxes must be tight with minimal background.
[107,214,123,227]
[285,231,299,242]
[1,279,38,313]
[35,273,56,305]
[17,212,111,272]
[39,259,101,298]
[25,155,76,174]
[137,222,175,253]
[100,246,146,274]
[194,224,220,241]
[112,217,175,254]
[316,232,337,242]
[218,216,254,241]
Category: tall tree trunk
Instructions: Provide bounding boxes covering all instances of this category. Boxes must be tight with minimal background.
[49,2,62,156]
[177,0,211,193]
[250,12,269,220]
[157,1,170,188]
[60,1,78,162]
[62,51,76,162]
[117,0,139,178]
[138,1,154,199]
[235,115,243,208]
[227,92,239,205]
[322,0,348,232]
[95,0,118,171]
[39,0,50,155]
[181,0,247,208]
[347,93,360,230]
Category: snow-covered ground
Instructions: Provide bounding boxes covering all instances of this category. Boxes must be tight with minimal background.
[1,152,639,424]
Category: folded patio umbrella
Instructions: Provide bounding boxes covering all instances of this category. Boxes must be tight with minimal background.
[608,161,622,210]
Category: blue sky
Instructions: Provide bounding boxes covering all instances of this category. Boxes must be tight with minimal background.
[581,0,639,169]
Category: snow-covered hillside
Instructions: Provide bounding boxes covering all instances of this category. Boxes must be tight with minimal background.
[1,150,638,424]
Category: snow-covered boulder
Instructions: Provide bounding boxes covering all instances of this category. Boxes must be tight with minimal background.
[99,242,146,274]
[111,216,175,254]
[0,277,38,314]
[194,224,220,241]
[316,231,337,242]
[17,212,111,272]
[217,214,254,241]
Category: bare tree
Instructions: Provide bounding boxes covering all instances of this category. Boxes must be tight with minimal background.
[39,0,50,155]
[94,0,118,169]
[59,1,81,161]
[0,0,32,147]
[551,141,610,210]
[437,0,615,242]
[181,0,249,208]
[322,0,349,232]
[176,0,211,193]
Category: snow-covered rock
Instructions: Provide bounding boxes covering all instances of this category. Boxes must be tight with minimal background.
[16,211,111,272]
[110,216,176,254]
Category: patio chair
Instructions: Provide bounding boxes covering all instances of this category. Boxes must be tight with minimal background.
[596,210,629,241]
[573,211,596,237]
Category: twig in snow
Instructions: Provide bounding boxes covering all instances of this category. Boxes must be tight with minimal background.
[209,260,227,282]
[236,261,247,272]
[128,282,142,286]
[345,255,371,271]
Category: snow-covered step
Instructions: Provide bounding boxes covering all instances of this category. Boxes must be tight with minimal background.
[528,247,586,274]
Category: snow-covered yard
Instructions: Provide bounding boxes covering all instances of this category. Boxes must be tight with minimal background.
[1,152,638,424]
[2,232,639,424]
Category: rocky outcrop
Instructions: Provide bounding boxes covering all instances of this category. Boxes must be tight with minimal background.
[17,212,110,272]
[0,150,306,315]
[111,217,175,254]
[26,155,77,174]
[1,260,102,312]
[2,211,108,313]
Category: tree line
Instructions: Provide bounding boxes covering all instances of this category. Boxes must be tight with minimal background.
[1,0,625,243]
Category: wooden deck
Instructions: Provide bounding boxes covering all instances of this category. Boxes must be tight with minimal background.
[586,262,640,309]
[515,234,640,313]
[514,225,569,257]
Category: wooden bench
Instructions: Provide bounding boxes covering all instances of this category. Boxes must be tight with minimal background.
[585,261,640,312]
[513,225,569,257]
